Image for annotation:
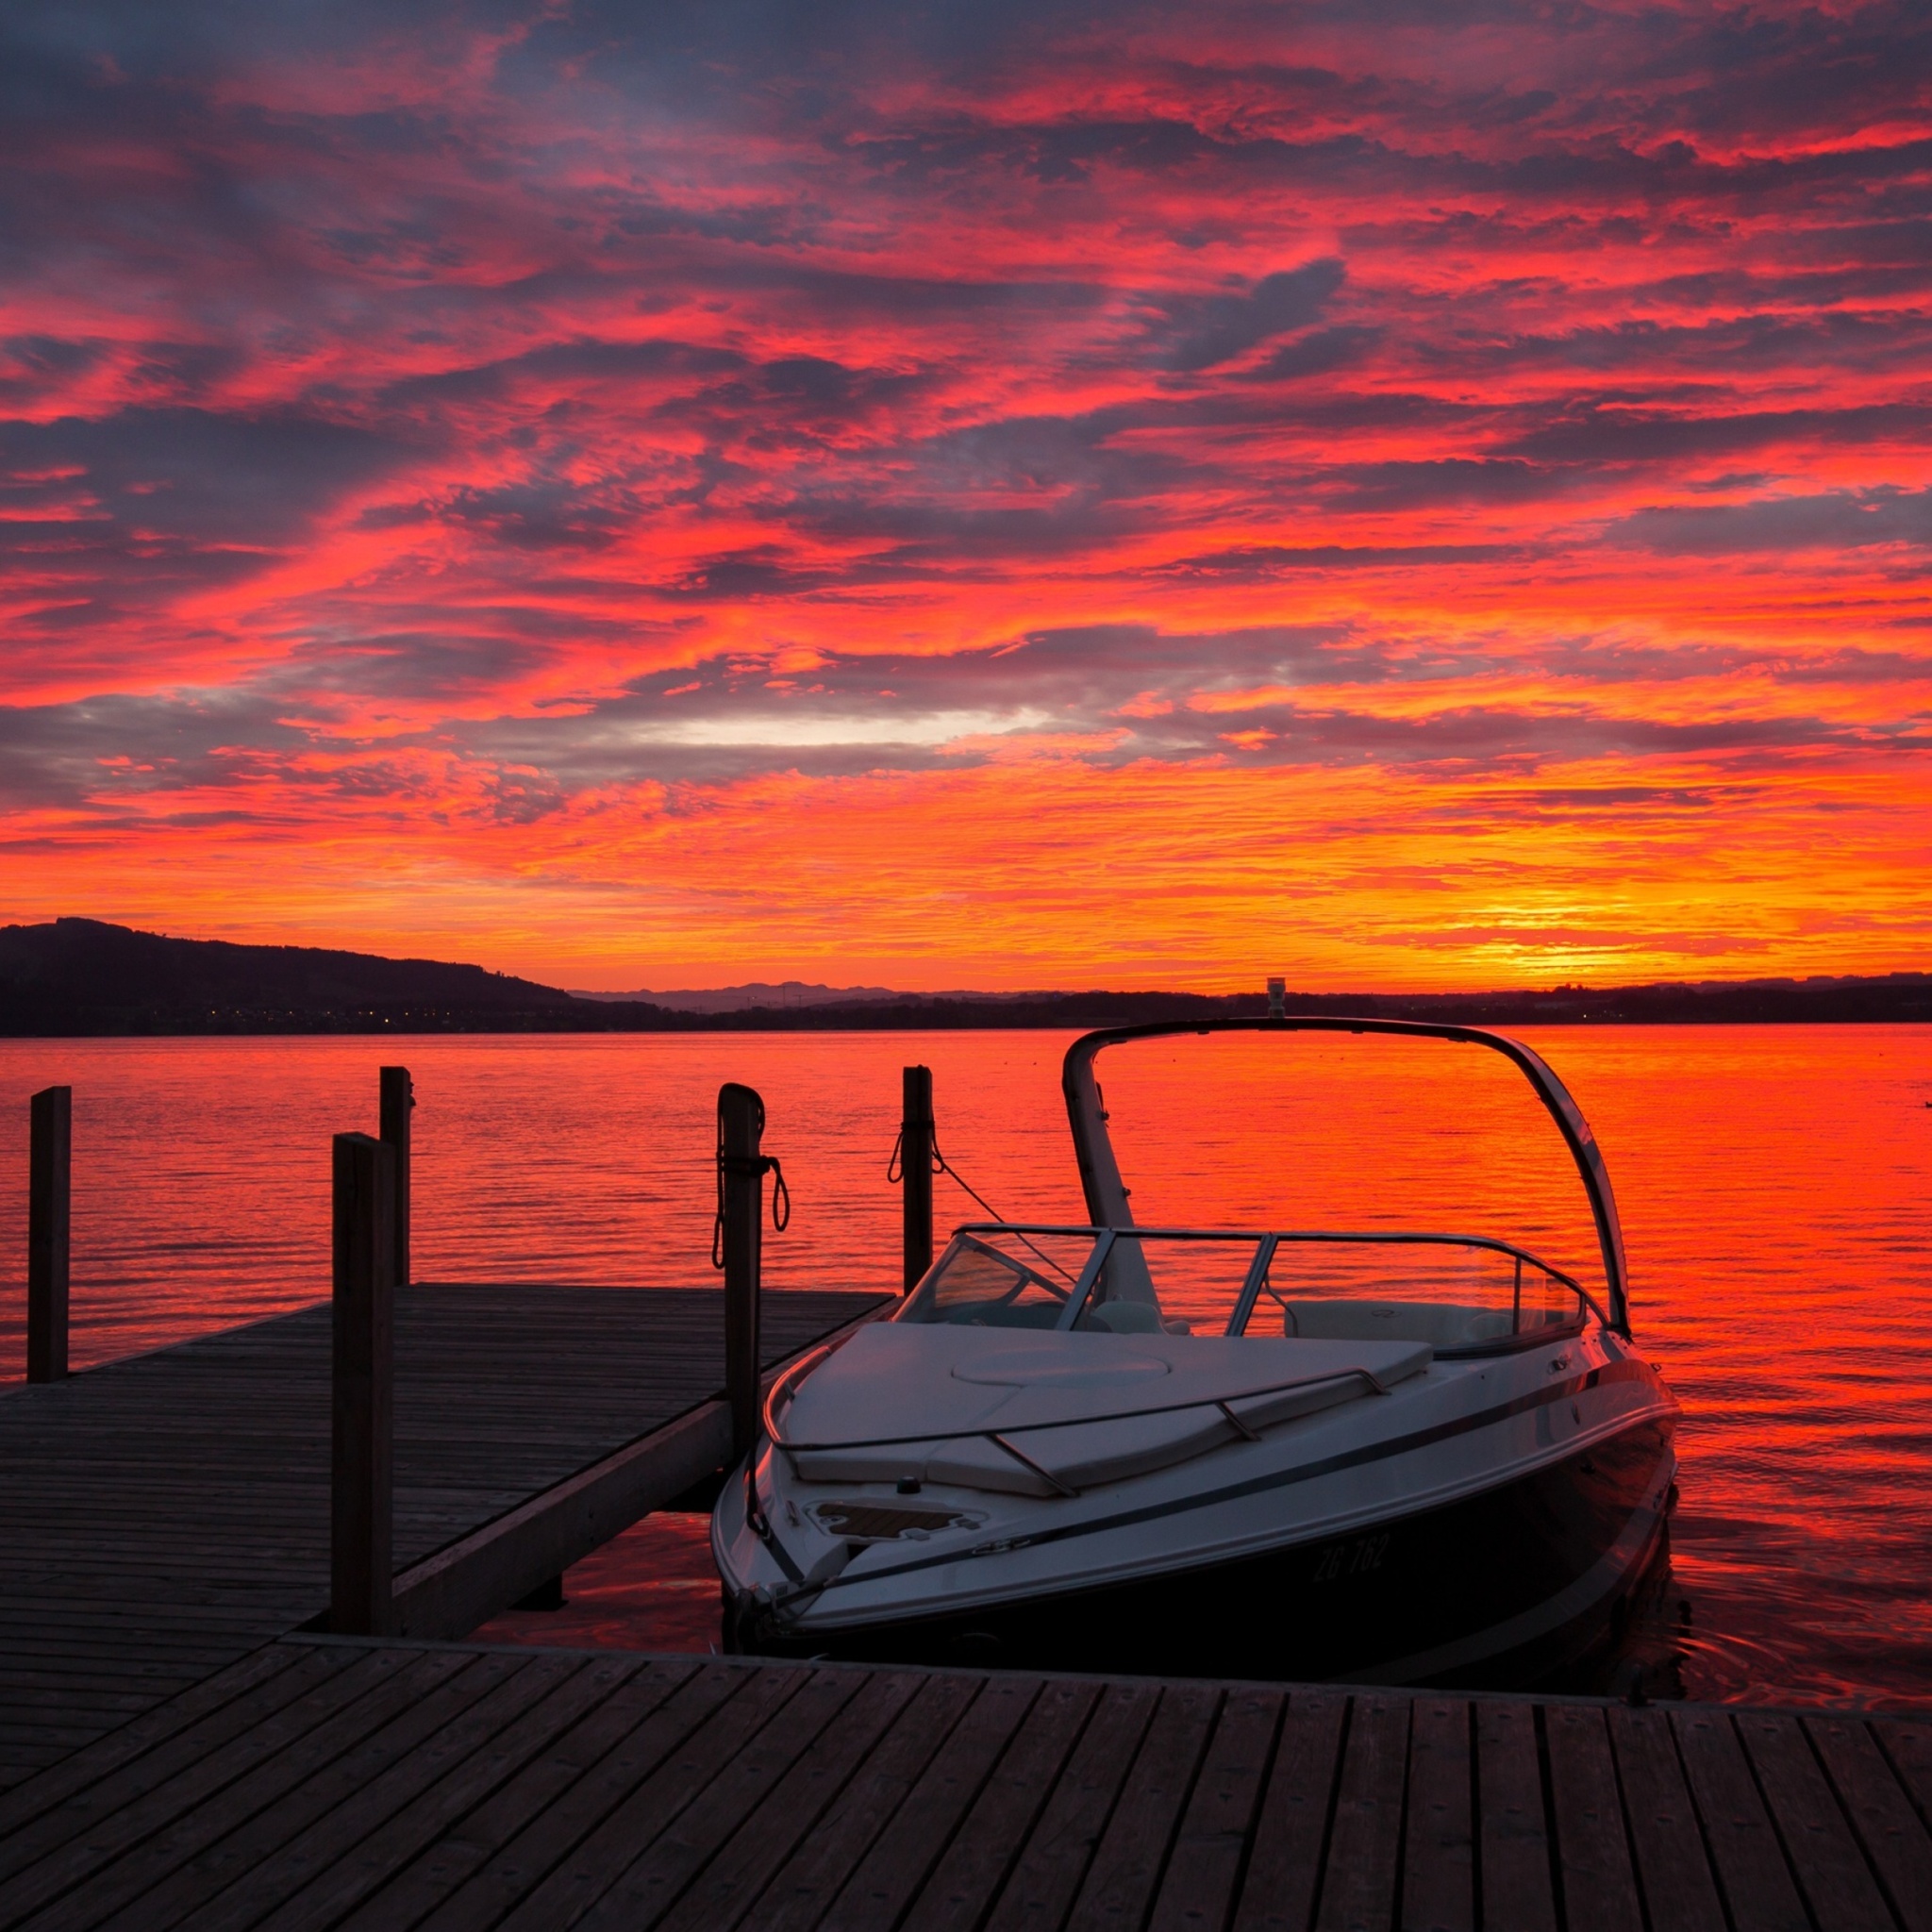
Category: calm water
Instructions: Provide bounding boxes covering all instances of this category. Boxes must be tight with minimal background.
[2,1026,1927,1706]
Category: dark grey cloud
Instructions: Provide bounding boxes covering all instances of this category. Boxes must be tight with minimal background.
[438,480,631,553]
[0,334,108,409]
[0,689,305,808]
[1158,541,1523,578]
[1607,487,1932,556]
[668,551,847,599]
[1246,325,1381,383]
[1146,260,1347,371]
[1170,699,1927,774]
[1500,402,1932,468]
[0,407,406,546]
[284,631,558,701]
[0,407,414,636]
[847,116,1223,188]
[1405,309,1932,389]
[375,338,747,409]
[1327,458,1555,511]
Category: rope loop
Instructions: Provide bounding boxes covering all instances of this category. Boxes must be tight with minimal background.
[712,1090,790,1268]
[887,1123,943,1183]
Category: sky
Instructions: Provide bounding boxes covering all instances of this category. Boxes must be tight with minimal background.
[2,0,1928,991]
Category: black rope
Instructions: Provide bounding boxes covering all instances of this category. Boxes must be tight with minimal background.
[890,1113,1075,1286]
[712,1094,791,1269]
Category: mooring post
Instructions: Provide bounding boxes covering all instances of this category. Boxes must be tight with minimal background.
[331,1130,395,1636]
[901,1064,934,1294]
[718,1083,766,1465]
[378,1065,413,1289]
[26,1085,71,1382]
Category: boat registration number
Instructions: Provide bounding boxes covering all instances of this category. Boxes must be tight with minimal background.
[1310,1532,1391,1584]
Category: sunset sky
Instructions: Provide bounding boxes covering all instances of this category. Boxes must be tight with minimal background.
[2,1,1927,990]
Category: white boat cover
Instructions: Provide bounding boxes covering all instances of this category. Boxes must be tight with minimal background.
[779,1324,1433,1495]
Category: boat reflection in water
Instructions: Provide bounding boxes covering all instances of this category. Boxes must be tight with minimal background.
[716,1016,1682,1688]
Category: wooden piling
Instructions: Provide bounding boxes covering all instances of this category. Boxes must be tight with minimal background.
[26,1085,71,1383]
[902,1064,934,1294]
[378,1064,413,1288]
[718,1083,766,1464]
[331,1130,395,1636]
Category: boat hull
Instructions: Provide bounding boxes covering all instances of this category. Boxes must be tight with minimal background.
[729,1413,1675,1688]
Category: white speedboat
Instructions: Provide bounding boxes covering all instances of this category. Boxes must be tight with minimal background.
[714,1017,1678,1685]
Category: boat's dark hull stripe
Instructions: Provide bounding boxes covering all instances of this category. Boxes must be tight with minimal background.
[798,1357,1663,1598]
[747,1422,1677,1686]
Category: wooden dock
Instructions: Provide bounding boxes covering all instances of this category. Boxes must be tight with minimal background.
[0,1284,887,1792]
[7,1072,1930,1928]
[1,1636,1926,1931]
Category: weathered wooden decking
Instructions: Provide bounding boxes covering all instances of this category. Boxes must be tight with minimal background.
[6,1287,1930,1929]
[0,1286,887,1791]
[1,1637,1926,1932]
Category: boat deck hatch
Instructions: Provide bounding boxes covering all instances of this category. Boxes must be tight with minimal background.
[810,1502,983,1541]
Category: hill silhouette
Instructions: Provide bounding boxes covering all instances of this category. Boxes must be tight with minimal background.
[0,918,579,1034]
[0,918,1924,1035]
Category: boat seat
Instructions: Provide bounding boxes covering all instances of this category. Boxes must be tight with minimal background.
[940,1302,1063,1329]
[1279,1299,1513,1349]
[1086,1301,1163,1334]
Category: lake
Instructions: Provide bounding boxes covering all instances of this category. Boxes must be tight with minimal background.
[1,1024,1926,1706]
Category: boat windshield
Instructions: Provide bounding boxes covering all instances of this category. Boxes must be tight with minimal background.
[897,1223,1597,1355]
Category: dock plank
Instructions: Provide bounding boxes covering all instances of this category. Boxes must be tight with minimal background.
[1231,1690,1346,1932]
[1065,1683,1220,1932]
[1671,1707,1809,1932]
[824,1674,1042,1932]
[1403,1698,1474,1932]
[192,1652,584,1932]
[0,1644,359,1900]
[494,1664,807,1931]
[739,1670,980,1932]
[1736,1710,1895,1932]
[1879,1719,1932,1824]
[250,1656,631,1932]
[328,1658,690,1932]
[415,1661,747,1932]
[1542,1705,1642,1932]
[1147,1686,1283,1932]
[570,1668,866,1931]
[656,1671,923,1932]
[84,1651,484,1932]
[904,1679,1101,1932]
[1607,1705,1726,1932]
[1315,1693,1409,1932]
[1474,1699,1556,1932]
[983,1681,1159,1932]
[1807,1715,1932,1932]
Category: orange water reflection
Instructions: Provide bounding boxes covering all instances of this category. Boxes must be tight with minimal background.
[2,1025,1927,1704]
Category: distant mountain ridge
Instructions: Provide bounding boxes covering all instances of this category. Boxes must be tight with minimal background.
[0,918,1926,1035]
[569,981,1051,1012]
[0,918,577,1034]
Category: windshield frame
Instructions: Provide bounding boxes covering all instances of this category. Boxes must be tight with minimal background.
[1060,1016,1633,1337]
[898,1221,1603,1357]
